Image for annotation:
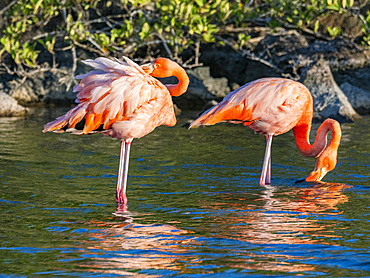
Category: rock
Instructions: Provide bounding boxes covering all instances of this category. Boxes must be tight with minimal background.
[7,72,76,106]
[157,75,211,110]
[201,33,370,91]
[300,59,360,122]
[173,104,182,116]
[333,66,370,94]
[261,32,368,70]
[255,30,309,61]
[8,80,39,104]
[314,39,370,71]
[0,93,27,116]
[159,66,230,110]
[340,82,370,114]
[200,44,278,86]
[42,83,76,105]
[255,33,370,78]
[254,31,310,77]
[187,67,230,98]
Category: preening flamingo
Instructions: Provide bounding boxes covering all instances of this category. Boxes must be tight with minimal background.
[189,78,342,185]
[43,56,189,206]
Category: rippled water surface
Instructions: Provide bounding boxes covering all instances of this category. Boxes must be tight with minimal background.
[0,108,369,277]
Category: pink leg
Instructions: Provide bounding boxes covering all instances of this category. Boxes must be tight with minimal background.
[266,146,271,185]
[260,135,273,186]
[116,140,132,204]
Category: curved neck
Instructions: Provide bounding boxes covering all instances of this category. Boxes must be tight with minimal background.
[165,67,189,97]
[293,119,341,158]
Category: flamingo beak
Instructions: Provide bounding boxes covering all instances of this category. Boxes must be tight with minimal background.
[141,62,155,74]
[305,167,328,182]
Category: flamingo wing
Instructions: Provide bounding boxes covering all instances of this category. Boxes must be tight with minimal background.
[43,57,166,135]
[190,78,310,135]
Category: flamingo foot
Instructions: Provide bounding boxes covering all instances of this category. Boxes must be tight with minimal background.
[114,203,129,216]
[259,180,271,186]
[116,189,128,205]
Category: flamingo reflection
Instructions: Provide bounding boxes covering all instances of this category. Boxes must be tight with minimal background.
[74,219,195,275]
[54,182,350,275]
[200,182,351,245]
[72,217,317,275]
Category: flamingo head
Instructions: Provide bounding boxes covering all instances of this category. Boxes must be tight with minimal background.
[141,58,189,97]
[306,167,328,182]
[141,58,175,77]
[305,149,337,182]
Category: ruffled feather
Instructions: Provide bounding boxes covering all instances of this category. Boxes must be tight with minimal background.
[43,56,166,135]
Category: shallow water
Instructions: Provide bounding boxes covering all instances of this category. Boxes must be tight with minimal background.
[0,108,369,277]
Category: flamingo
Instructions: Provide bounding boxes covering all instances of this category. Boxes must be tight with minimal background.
[43,56,189,207]
[189,78,342,185]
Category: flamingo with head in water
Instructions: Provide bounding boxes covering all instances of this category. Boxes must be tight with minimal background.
[43,56,189,207]
[189,78,342,185]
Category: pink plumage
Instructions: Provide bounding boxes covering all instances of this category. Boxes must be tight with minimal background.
[190,77,341,186]
[43,57,177,140]
[43,56,189,210]
[190,78,310,135]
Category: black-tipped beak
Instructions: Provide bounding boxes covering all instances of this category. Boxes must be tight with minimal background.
[141,62,155,74]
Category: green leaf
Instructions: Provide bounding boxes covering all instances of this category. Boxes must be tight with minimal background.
[142,22,150,33]
[37,38,46,48]
[327,4,340,11]
[26,59,34,67]
[314,20,320,33]
[194,0,204,7]
[34,0,44,13]
[1,37,10,52]
[327,26,341,38]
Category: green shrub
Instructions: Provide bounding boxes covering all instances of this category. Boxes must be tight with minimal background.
[0,0,368,75]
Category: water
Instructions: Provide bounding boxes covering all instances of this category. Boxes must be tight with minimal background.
[0,108,369,277]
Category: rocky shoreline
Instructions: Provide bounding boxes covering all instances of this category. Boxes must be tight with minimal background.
[0,32,369,122]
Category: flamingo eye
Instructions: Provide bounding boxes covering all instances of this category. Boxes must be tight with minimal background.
[155,63,160,68]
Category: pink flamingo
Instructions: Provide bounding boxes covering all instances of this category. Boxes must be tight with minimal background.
[189,78,342,185]
[43,56,189,207]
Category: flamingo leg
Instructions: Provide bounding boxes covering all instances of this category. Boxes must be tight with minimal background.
[260,134,273,186]
[266,145,271,184]
[116,139,132,204]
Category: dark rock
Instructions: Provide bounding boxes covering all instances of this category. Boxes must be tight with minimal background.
[200,44,278,86]
[340,82,370,114]
[256,32,370,77]
[254,30,309,76]
[7,71,76,106]
[254,30,309,61]
[333,66,370,94]
[300,59,360,122]
[160,66,230,111]
[187,67,230,98]
[0,93,27,116]
[312,39,370,71]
